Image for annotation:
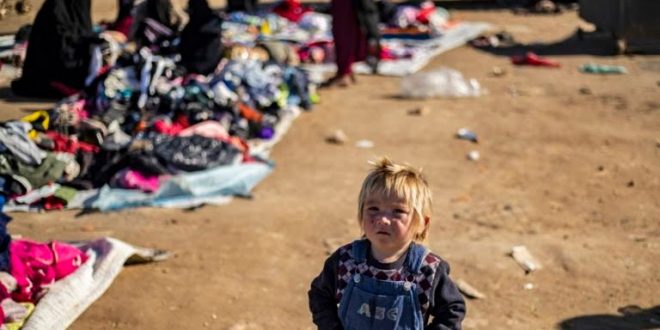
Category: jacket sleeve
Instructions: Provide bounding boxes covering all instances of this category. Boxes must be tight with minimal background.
[308,251,343,330]
[426,261,466,330]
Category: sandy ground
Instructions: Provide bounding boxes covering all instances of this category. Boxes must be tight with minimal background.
[0,2,658,329]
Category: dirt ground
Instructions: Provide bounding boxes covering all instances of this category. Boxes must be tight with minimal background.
[0,1,658,329]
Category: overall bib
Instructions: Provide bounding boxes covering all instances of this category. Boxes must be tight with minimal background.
[338,240,427,330]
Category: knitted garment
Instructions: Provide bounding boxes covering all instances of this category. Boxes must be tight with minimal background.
[334,242,442,314]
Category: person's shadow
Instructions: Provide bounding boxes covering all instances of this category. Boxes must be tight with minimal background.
[558,305,660,330]
[471,29,626,58]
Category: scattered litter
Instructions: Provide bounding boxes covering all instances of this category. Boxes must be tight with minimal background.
[580,63,627,74]
[456,279,486,299]
[470,31,516,48]
[579,87,592,95]
[326,129,348,144]
[618,305,643,316]
[523,282,535,290]
[456,128,478,143]
[467,150,480,161]
[533,0,558,14]
[512,52,560,68]
[408,106,430,116]
[355,139,374,148]
[400,67,483,99]
[510,245,542,273]
[490,66,506,77]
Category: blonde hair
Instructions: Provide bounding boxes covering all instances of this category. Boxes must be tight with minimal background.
[357,157,433,242]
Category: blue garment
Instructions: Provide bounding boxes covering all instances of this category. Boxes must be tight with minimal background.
[0,194,12,271]
[338,240,426,330]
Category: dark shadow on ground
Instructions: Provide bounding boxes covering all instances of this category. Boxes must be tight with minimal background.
[471,29,626,57]
[558,305,660,330]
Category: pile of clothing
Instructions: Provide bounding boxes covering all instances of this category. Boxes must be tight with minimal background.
[1,0,318,212]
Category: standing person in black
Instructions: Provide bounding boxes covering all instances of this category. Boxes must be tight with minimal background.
[11,0,94,98]
[179,0,224,75]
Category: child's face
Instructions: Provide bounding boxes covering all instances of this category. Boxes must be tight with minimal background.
[361,193,416,255]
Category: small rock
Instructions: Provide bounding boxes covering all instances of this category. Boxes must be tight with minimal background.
[408,106,430,116]
[579,87,592,95]
[212,314,218,320]
[523,282,535,290]
[355,139,374,148]
[326,129,348,144]
[467,150,480,161]
[455,279,486,299]
[627,180,635,187]
[169,219,178,225]
[203,322,210,327]
[597,165,604,171]
[491,66,506,77]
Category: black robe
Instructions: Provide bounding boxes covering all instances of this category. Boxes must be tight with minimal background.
[179,0,223,75]
[11,0,94,98]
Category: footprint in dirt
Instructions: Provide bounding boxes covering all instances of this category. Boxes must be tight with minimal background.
[599,94,628,111]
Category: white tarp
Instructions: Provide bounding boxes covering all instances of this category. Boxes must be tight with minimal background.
[22,237,168,330]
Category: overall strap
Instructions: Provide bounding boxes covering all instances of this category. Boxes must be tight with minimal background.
[404,242,428,274]
[350,239,369,264]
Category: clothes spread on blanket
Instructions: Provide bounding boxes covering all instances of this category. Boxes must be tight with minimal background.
[0,198,86,327]
[0,0,485,212]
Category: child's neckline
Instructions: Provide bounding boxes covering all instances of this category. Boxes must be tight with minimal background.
[366,241,412,270]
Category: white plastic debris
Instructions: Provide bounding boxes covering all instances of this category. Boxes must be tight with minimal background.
[355,140,374,148]
[326,129,348,144]
[467,150,480,161]
[400,67,483,99]
[510,245,542,273]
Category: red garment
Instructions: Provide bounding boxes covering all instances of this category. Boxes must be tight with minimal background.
[272,0,311,22]
[153,119,185,135]
[512,52,560,68]
[109,16,133,37]
[9,239,88,302]
[330,0,367,75]
[45,131,100,154]
[43,196,66,210]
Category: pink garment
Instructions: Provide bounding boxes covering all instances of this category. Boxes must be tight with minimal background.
[178,120,230,140]
[9,239,87,302]
[111,169,161,193]
[178,121,248,154]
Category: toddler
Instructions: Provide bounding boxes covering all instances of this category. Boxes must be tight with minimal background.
[308,157,465,329]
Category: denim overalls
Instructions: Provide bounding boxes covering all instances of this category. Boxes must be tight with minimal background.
[338,240,427,330]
